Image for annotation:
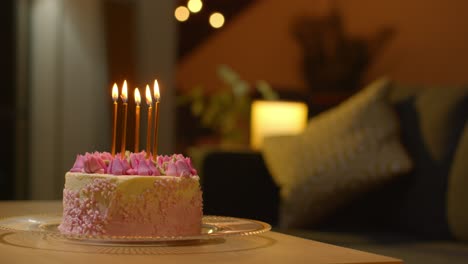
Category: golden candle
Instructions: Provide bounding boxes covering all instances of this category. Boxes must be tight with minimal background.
[111,83,119,157]
[145,85,153,158]
[152,79,160,160]
[120,80,129,158]
[134,88,141,153]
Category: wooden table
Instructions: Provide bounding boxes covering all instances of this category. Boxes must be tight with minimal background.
[0,201,402,264]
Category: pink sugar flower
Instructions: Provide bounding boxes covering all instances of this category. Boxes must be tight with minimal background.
[183,156,197,175]
[99,152,113,163]
[70,155,86,172]
[108,155,130,175]
[165,162,177,176]
[84,152,107,174]
[158,154,197,177]
[165,160,190,177]
[136,160,151,175]
[69,151,197,177]
[157,155,172,168]
[137,159,153,176]
[157,155,171,173]
[126,151,160,176]
[129,151,147,169]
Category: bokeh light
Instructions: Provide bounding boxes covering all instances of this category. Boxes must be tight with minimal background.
[187,0,203,13]
[174,6,190,22]
[209,12,225,29]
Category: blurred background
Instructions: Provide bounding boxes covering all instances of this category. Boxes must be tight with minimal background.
[1,0,468,200]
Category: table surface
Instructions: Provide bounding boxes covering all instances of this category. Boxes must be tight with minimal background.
[0,201,402,264]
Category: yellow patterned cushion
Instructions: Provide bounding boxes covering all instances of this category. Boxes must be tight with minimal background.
[262,78,412,228]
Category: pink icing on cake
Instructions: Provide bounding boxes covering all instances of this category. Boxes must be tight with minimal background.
[69,151,197,177]
[59,152,203,237]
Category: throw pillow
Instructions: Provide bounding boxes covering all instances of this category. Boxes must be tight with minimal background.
[386,85,468,238]
[262,78,412,228]
[448,121,468,241]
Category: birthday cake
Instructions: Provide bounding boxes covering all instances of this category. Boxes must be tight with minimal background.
[58,152,203,237]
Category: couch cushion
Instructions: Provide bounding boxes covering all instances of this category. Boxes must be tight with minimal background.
[448,121,468,241]
[386,85,468,238]
[262,78,412,228]
[303,84,468,238]
[278,229,468,264]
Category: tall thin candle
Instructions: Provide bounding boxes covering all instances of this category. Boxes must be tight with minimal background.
[152,79,160,161]
[145,85,153,158]
[134,88,141,153]
[111,83,119,157]
[120,80,128,158]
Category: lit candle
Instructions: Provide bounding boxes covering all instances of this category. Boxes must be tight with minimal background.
[120,80,129,158]
[111,83,119,157]
[145,85,153,158]
[152,79,160,160]
[134,88,141,153]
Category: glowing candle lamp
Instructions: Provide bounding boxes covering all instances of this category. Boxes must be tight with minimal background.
[250,100,308,149]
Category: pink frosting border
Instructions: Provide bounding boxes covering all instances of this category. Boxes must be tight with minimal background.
[70,151,197,177]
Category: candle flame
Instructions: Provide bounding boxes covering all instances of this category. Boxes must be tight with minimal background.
[121,80,128,103]
[134,88,141,105]
[112,83,119,102]
[145,85,153,106]
[153,79,160,101]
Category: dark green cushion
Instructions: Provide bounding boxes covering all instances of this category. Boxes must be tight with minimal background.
[448,121,468,241]
[387,85,468,238]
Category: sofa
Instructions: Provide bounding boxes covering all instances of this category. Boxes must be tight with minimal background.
[199,80,468,264]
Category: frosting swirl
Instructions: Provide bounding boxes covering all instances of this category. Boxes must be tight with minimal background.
[70,151,197,177]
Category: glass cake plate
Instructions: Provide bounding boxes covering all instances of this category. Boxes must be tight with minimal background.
[0,214,271,244]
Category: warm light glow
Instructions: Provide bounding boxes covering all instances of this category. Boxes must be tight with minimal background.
[153,79,160,101]
[187,0,203,13]
[209,12,225,29]
[112,83,119,101]
[134,88,141,106]
[250,101,308,149]
[145,85,152,106]
[121,80,128,103]
[174,6,190,22]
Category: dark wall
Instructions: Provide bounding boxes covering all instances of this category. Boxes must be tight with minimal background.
[0,0,15,200]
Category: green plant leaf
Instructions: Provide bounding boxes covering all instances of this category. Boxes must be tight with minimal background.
[233,80,250,97]
[256,80,279,100]
[217,64,239,85]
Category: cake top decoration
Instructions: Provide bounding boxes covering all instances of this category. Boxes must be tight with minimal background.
[70,151,197,177]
